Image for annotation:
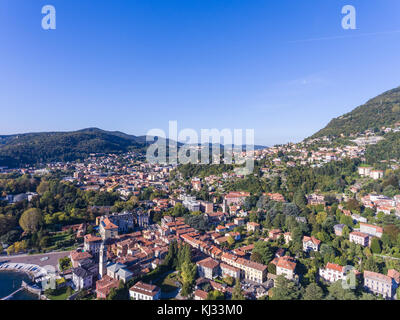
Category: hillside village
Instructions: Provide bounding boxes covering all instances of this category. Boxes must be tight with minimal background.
[1,119,400,300]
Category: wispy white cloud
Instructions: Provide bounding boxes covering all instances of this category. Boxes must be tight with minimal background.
[288,29,400,44]
[287,74,329,87]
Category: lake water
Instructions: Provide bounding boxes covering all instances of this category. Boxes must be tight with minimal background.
[0,271,39,300]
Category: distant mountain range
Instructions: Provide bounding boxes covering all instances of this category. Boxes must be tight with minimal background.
[0,128,154,167]
[312,86,400,138]
[0,128,267,167]
[2,86,400,168]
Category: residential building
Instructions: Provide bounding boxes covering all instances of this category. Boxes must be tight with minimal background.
[84,234,102,256]
[364,270,397,299]
[96,275,119,299]
[129,281,161,300]
[106,262,134,283]
[319,263,346,283]
[196,257,220,279]
[70,250,93,268]
[99,217,118,240]
[275,256,297,280]
[72,267,93,291]
[360,223,383,238]
[247,222,261,233]
[333,224,346,236]
[349,231,369,247]
[302,236,321,252]
[220,263,241,279]
[194,289,208,300]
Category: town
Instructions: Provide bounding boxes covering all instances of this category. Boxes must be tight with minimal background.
[1,121,400,301]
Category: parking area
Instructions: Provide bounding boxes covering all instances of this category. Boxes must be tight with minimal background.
[0,251,70,269]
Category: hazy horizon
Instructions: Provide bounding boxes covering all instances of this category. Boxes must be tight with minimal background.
[1,1,400,145]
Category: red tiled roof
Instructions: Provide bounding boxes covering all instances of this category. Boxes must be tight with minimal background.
[84,234,102,242]
[364,270,392,284]
[388,269,400,283]
[102,217,118,230]
[350,231,369,238]
[276,256,296,271]
[70,250,92,261]
[303,236,321,245]
[197,257,219,269]
[129,281,160,297]
[325,262,344,273]
[194,289,208,300]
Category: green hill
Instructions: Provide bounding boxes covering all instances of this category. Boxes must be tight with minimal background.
[312,86,400,138]
[365,131,400,164]
[0,128,150,167]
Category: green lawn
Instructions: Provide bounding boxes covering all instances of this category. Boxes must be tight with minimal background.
[44,231,78,251]
[156,273,181,293]
[45,287,70,300]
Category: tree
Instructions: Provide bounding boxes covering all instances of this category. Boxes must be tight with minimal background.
[19,208,43,233]
[346,199,361,212]
[342,225,350,238]
[107,280,129,300]
[316,211,327,225]
[0,214,16,237]
[227,236,235,247]
[223,276,234,286]
[326,280,357,300]
[232,278,245,300]
[370,238,381,254]
[250,251,263,264]
[251,241,274,265]
[171,203,189,217]
[303,283,324,300]
[36,180,50,195]
[293,190,307,209]
[66,286,73,297]
[268,262,276,275]
[163,240,178,269]
[59,257,72,271]
[363,256,380,273]
[207,290,225,300]
[270,275,302,300]
[37,235,49,249]
[180,260,197,296]
[361,292,380,300]
[6,244,14,255]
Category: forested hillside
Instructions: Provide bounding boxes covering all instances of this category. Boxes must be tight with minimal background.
[0,128,148,167]
[312,86,400,138]
[365,131,400,164]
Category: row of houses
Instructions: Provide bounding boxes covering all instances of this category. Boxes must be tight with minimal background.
[319,262,400,299]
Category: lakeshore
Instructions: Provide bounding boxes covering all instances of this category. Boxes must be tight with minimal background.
[0,251,69,300]
[0,271,39,300]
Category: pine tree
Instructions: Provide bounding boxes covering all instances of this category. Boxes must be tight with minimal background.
[232,278,245,300]
[303,283,324,300]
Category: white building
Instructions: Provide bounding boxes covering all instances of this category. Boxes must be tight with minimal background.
[360,223,383,238]
[319,263,346,283]
[129,281,161,300]
[349,231,369,247]
[276,256,297,280]
[302,236,321,252]
[72,267,93,291]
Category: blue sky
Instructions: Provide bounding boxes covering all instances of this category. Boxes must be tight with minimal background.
[1,0,400,145]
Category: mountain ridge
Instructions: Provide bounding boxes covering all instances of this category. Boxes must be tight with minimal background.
[311,86,400,138]
[0,128,151,167]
